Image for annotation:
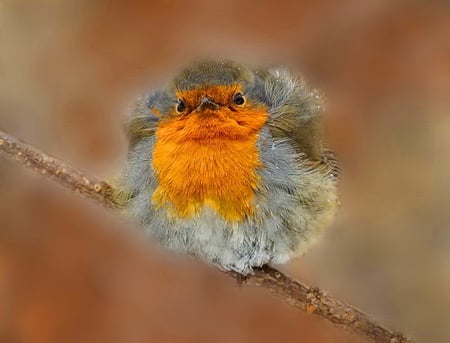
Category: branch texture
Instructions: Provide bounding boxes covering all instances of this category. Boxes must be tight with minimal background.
[0,129,415,343]
[0,131,117,208]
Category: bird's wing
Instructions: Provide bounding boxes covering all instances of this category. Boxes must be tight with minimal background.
[109,94,161,207]
[321,148,341,181]
[302,148,341,182]
[258,67,339,180]
[126,94,160,148]
[258,68,324,161]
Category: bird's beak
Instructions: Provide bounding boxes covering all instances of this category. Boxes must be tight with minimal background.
[197,97,219,111]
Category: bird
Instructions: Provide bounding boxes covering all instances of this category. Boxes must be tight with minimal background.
[115,60,340,274]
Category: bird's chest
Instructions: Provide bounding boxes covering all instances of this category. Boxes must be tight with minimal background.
[152,137,262,222]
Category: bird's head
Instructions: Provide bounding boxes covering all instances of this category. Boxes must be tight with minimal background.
[146,60,270,142]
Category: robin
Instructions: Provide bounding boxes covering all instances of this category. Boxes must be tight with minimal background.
[116,60,340,274]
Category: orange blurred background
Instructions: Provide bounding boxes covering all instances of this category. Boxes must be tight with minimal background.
[1,1,449,342]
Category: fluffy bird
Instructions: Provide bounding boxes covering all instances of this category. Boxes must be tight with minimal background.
[117,60,340,274]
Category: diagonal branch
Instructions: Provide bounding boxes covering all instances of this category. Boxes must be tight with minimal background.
[0,130,117,208]
[0,129,415,343]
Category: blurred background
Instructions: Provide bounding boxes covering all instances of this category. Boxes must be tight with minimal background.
[0,0,449,342]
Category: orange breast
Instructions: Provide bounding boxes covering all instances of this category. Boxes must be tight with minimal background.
[152,105,268,222]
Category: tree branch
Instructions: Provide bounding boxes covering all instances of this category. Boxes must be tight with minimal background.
[0,130,117,208]
[0,129,415,343]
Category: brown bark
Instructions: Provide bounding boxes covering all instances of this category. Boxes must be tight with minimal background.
[0,131,116,208]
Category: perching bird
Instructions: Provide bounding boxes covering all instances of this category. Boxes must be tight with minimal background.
[116,60,340,274]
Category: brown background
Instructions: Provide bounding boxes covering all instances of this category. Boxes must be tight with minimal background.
[1,1,449,342]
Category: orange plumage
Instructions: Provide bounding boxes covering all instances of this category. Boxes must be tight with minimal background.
[152,85,268,221]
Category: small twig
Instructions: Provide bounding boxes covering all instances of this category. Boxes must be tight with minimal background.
[232,266,412,343]
[0,130,117,208]
[0,129,415,343]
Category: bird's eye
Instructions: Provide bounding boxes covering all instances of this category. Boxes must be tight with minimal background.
[233,93,245,106]
[176,99,186,113]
